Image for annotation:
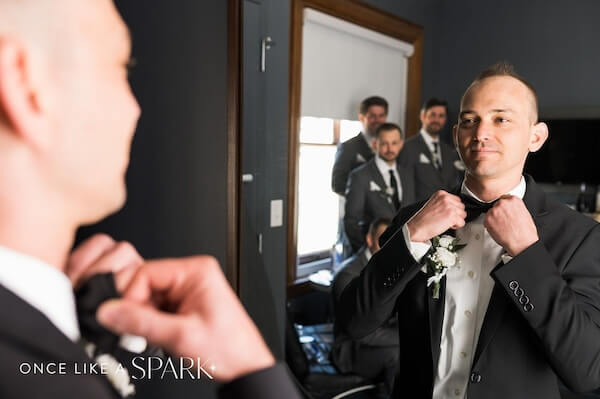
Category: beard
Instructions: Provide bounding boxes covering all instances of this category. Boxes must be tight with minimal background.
[425,123,442,135]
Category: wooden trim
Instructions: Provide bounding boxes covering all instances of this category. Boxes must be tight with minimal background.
[226,0,241,293]
[287,0,424,285]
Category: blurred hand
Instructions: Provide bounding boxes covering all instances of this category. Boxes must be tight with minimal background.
[407,191,467,242]
[485,195,539,256]
[66,234,143,292]
[96,256,275,382]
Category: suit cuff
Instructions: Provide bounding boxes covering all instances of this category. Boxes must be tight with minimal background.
[402,224,431,262]
[218,363,301,399]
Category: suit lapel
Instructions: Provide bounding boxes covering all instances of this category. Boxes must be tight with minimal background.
[0,284,123,398]
[416,134,444,178]
[357,132,374,161]
[472,175,549,365]
[368,162,396,213]
[427,276,446,369]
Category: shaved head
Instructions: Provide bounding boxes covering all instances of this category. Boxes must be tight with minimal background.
[460,62,538,124]
[0,0,139,226]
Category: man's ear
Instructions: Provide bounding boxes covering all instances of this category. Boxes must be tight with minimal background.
[365,233,373,249]
[371,139,378,152]
[452,124,459,149]
[0,38,46,147]
[419,110,426,125]
[528,122,548,153]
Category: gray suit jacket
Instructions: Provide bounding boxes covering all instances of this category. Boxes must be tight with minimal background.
[331,132,374,195]
[331,249,399,373]
[344,159,415,252]
[397,133,463,201]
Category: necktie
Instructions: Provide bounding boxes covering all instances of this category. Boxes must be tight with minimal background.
[389,170,401,210]
[460,194,498,223]
[432,142,441,170]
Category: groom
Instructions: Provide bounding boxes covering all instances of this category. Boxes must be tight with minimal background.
[0,1,299,398]
[337,62,600,398]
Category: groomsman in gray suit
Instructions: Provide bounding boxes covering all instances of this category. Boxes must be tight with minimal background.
[344,123,415,253]
[331,96,388,196]
[398,98,464,201]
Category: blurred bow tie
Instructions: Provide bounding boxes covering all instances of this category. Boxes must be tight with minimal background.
[460,194,498,223]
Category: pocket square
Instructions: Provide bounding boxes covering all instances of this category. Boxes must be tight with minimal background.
[419,153,431,164]
[369,181,382,191]
[356,153,366,163]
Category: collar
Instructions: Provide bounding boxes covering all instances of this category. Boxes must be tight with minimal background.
[0,245,80,342]
[420,128,440,148]
[374,154,397,176]
[361,131,375,148]
[461,175,526,203]
[364,247,373,261]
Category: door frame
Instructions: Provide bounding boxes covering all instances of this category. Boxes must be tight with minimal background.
[226,0,241,293]
[286,0,424,286]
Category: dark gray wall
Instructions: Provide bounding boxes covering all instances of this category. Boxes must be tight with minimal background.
[77,1,229,398]
[79,1,229,265]
[437,0,600,118]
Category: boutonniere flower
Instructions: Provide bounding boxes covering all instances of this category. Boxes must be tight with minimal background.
[424,235,466,299]
[85,342,136,398]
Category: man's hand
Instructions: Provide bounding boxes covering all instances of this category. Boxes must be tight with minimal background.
[67,234,143,292]
[484,195,539,256]
[96,256,275,382]
[407,191,467,242]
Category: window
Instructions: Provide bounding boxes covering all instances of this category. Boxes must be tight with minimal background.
[296,116,362,275]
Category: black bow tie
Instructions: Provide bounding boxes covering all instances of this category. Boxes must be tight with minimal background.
[460,194,498,223]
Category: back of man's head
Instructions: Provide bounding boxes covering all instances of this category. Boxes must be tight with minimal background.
[0,0,140,229]
[359,96,388,115]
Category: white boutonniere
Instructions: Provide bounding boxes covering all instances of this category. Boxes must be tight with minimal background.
[424,235,466,299]
[85,342,135,398]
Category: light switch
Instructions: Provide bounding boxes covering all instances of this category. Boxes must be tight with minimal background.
[270,199,283,227]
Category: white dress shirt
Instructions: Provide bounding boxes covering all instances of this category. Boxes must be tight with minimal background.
[0,245,81,341]
[420,129,442,167]
[402,176,526,399]
[374,154,403,204]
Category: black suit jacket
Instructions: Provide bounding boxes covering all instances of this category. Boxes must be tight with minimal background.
[344,159,415,252]
[331,249,398,373]
[397,133,463,201]
[331,132,374,195]
[338,176,600,398]
[0,284,301,399]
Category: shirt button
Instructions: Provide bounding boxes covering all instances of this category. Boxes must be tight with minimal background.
[460,351,467,359]
[455,388,461,396]
[474,233,481,240]
[468,271,475,279]
[465,310,472,318]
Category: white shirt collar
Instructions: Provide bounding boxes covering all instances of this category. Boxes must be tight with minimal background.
[364,247,373,261]
[461,175,526,202]
[420,128,439,148]
[0,246,80,342]
[374,154,397,176]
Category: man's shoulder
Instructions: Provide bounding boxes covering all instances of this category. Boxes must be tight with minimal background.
[348,159,375,179]
[340,133,365,148]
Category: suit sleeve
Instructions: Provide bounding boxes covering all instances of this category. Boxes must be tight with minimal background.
[337,203,426,340]
[492,224,600,392]
[332,143,352,195]
[344,171,367,252]
[218,363,302,399]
